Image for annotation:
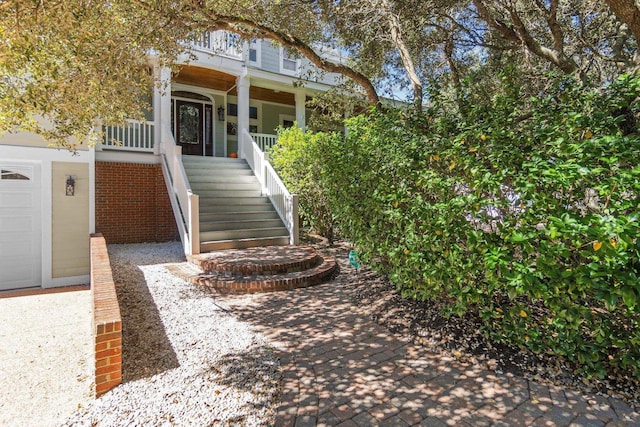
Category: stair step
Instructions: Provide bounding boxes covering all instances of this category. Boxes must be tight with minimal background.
[199,204,277,214]
[182,156,245,164]
[189,245,321,275]
[183,161,251,169]
[191,184,262,193]
[200,236,290,251]
[179,155,290,252]
[198,197,272,206]
[200,227,288,242]
[194,189,263,198]
[185,168,255,177]
[199,211,281,222]
[184,254,338,294]
[188,175,259,184]
[200,219,285,232]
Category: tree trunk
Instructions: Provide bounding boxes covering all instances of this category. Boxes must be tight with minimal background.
[604,0,640,63]
[212,18,381,107]
[380,0,423,112]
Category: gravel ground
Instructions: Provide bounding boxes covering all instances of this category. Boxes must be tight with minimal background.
[63,242,280,427]
[0,289,93,427]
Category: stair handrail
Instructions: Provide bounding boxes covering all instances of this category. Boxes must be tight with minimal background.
[241,129,299,245]
[160,124,200,255]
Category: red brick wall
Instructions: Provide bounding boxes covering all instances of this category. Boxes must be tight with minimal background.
[91,234,122,397]
[95,162,179,244]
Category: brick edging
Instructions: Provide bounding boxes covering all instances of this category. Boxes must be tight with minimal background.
[90,233,122,397]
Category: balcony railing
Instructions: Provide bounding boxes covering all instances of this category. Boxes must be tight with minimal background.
[250,133,278,152]
[189,31,242,59]
[102,120,155,152]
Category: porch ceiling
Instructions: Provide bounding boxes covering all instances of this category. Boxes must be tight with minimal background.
[173,65,237,92]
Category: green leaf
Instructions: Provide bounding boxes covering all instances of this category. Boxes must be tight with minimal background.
[622,287,637,310]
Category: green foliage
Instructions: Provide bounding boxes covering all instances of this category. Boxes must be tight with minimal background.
[280,73,640,378]
[0,1,189,148]
[269,125,340,243]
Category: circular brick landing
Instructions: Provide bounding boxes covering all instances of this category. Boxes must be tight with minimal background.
[179,246,338,294]
[189,245,319,275]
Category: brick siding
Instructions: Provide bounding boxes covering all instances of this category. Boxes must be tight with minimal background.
[95,162,178,244]
[90,233,122,397]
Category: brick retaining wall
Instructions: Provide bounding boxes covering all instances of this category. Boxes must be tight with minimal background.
[95,162,178,244]
[90,233,122,397]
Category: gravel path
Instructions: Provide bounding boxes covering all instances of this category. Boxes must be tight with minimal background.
[0,289,93,427]
[63,242,280,427]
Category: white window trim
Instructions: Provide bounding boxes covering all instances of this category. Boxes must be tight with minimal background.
[248,40,262,66]
[279,47,300,76]
[279,114,296,128]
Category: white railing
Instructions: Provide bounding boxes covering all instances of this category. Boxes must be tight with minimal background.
[250,133,278,152]
[241,129,299,245]
[189,31,242,59]
[102,120,155,152]
[160,124,200,255]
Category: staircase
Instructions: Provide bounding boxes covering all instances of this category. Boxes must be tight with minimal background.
[182,156,289,252]
[171,245,338,294]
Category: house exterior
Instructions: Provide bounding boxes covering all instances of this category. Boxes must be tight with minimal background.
[0,32,346,291]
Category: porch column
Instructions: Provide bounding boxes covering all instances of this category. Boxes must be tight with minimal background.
[295,88,306,131]
[237,67,250,159]
[157,66,172,153]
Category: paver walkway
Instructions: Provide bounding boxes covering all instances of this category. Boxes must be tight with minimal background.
[215,253,640,427]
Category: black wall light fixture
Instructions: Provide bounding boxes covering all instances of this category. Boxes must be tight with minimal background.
[217,105,225,121]
[66,176,75,196]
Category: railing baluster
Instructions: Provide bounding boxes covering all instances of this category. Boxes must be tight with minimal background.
[102,120,155,152]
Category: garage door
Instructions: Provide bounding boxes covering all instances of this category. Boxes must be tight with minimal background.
[0,163,41,290]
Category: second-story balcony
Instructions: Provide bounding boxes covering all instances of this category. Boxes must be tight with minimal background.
[189,31,243,59]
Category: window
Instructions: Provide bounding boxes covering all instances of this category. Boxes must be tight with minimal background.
[1,169,30,180]
[248,40,261,64]
[279,114,296,129]
[280,47,299,75]
[249,125,258,133]
[227,103,238,117]
[249,106,258,119]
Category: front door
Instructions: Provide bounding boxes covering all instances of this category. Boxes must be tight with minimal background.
[176,100,204,156]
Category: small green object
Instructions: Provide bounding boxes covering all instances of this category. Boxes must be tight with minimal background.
[349,250,361,270]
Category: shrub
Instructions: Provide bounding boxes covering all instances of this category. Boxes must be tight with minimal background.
[269,125,340,242]
[304,74,640,378]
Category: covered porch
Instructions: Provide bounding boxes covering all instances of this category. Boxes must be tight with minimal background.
[100,65,312,157]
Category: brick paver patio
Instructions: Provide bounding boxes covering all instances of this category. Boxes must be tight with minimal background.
[215,254,640,426]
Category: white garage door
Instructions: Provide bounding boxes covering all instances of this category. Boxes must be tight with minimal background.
[0,163,41,290]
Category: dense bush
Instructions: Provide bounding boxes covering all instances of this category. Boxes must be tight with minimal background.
[269,125,340,242]
[276,74,640,378]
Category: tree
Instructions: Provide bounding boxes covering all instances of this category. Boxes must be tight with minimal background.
[0,0,188,148]
[0,0,382,147]
[3,0,640,147]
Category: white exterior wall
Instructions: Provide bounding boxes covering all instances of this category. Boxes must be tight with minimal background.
[0,143,94,288]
